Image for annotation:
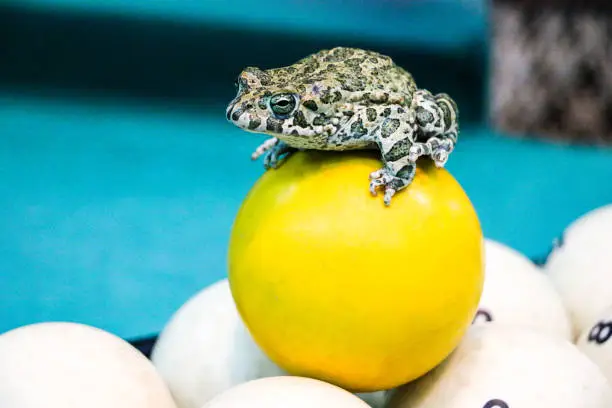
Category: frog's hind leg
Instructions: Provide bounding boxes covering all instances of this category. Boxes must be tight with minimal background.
[411,90,459,167]
[370,110,419,206]
[430,92,459,167]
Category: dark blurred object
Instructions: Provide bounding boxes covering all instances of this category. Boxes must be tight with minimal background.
[130,335,158,358]
[490,0,612,145]
[0,2,485,125]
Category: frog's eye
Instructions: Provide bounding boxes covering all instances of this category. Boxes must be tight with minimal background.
[268,93,298,118]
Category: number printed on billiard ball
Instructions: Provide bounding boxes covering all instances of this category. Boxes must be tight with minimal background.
[483,399,509,408]
[588,320,612,345]
[472,309,493,324]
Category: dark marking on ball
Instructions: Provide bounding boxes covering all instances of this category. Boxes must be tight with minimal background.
[472,309,493,324]
[588,320,612,344]
[483,399,509,408]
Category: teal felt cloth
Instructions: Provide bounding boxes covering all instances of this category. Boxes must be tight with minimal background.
[1,0,611,340]
[2,95,611,339]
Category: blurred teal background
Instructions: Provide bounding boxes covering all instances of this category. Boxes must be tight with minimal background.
[1,0,611,340]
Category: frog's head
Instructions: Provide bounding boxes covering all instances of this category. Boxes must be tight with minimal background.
[226,66,341,143]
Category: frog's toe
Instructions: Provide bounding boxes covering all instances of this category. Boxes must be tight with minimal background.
[369,169,386,181]
[408,143,428,162]
[383,187,396,206]
[263,151,280,169]
[368,168,394,198]
[432,149,449,168]
[251,137,279,161]
[260,141,296,170]
[369,178,383,196]
[369,163,416,205]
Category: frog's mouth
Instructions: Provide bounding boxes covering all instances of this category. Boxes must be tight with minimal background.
[225,100,240,122]
[226,101,248,126]
[226,102,268,134]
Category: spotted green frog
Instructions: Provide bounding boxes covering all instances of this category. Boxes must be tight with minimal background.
[226,47,459,205]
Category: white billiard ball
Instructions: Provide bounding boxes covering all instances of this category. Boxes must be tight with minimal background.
[576,303,612,383]
[0,322,177,408]
[544,204,612,339]
[472,239,571,340]
[387,325,612,408]
[202,376,370,408]
[150,279,385,408]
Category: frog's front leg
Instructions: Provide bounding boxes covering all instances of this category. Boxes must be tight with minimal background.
[427,137,455,167]
[407,142,432,162]
[369,160,416,206]
[251,137,279,160]
[251,137,297,170]
[369,115,418,206]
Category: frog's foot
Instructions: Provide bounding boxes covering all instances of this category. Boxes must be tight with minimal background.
[432,149,449,168]
[262,140,297,170]
[413,89,459,168]
[430,138,455,168]
[368,163,416,206]
[408,142,432,162]
[251,137,279,161]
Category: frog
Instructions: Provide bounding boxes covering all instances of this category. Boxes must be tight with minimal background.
[225,46,459,206]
